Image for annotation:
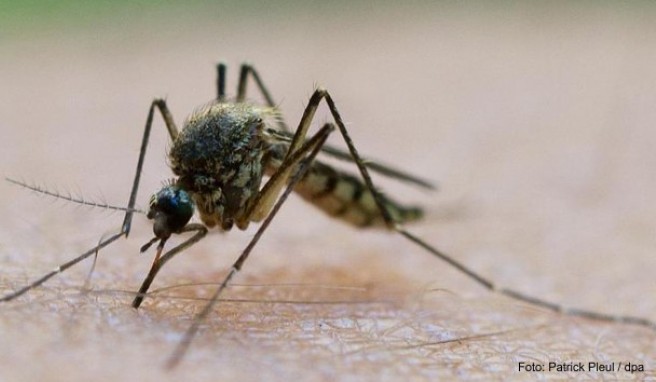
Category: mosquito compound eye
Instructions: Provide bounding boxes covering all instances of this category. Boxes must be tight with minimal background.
[147,186,194,238]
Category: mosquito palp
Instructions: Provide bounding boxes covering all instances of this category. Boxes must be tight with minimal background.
[3,63,655,369]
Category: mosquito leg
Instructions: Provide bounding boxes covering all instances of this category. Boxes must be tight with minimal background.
[216,62,227,101]
[310,87,656,332]
[238,94,326,225]
[165,123,334,369]
[235,63,288,131]
[243,89,349,226]
[132,223,208,308]
[1,99,180,302]
[0,232,125,302]
[236,63,276,106]
[123,99,179,236]
[314,143,436,190]
[261,129,436,190]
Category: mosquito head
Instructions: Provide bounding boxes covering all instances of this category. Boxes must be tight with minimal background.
[147,185,194,240]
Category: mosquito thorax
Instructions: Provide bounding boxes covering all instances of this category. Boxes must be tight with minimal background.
[168,103,270,230]
[147,185,194,239]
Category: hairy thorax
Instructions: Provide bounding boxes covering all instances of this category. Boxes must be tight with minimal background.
[168,103,271,230]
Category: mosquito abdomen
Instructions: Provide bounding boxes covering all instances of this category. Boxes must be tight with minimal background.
[292,160,423,227]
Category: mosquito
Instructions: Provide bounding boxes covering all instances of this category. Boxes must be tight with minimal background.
[3,63,655,369]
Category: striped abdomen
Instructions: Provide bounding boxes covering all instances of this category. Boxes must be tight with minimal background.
[290,160,423,228]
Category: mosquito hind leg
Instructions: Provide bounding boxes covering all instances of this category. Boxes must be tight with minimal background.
[303,87,656,332]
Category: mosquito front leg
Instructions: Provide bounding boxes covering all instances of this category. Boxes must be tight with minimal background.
[123,99,179,236]
[0,232,125,302]
[132,223,208,308]
[1,99,179,301]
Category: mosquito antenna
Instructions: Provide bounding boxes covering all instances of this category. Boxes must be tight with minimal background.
[6,177,145,214]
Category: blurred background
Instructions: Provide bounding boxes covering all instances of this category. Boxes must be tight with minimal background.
[1,1,655,381]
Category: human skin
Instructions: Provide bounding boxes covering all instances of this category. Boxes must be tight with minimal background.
[1,3,655,381]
